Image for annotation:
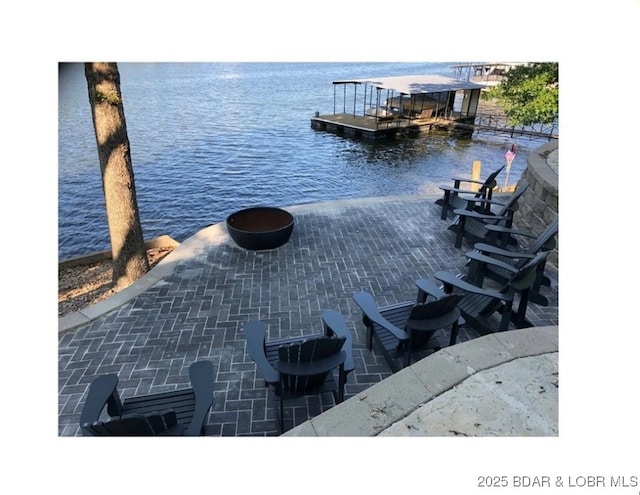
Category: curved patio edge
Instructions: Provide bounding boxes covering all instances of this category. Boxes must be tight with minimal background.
[58,221,231,334]
[284,325,559,437]
[58,195,439,334]
[58,194,435,334]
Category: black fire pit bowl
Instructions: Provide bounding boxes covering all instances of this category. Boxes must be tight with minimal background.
[226,206,295,250]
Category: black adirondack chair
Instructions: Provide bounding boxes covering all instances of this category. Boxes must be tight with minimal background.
[245,309,355,433]
[434,251,550,335]
[353,279,463,372]
[79,360,215,436]
[448,182,530,248]
[435,165,504,220]
[466,217,558,305]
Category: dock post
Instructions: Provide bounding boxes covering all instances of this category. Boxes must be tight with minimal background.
[471,160,481,191]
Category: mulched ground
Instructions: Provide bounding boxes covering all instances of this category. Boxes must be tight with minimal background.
[58,247,174,317]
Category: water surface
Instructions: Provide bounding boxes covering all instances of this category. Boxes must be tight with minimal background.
[58,62,547,259]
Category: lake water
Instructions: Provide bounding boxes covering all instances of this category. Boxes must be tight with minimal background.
[58,62,548,260]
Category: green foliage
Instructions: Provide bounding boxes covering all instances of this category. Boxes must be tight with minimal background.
[483,63,558,126]
[96,90,122,105]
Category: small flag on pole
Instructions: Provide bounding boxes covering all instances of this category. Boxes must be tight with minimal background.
[504,144,516,189]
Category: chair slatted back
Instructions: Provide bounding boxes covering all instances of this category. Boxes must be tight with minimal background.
[478,166,504,197]
[406,294,462,346]
[278,336,346,395]
[409,295,462,321]
[509,252,550,291]
[454,165,504,197]
[82,410,179,436]
[441,166,505,219]
[496,182,529,217]
[527,218,559,254]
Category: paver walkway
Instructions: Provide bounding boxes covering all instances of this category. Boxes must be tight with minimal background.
[58,194,559,436]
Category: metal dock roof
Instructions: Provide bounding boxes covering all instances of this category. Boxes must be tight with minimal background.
[332,74,486,95]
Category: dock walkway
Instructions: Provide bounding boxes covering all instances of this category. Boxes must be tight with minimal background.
[311,111,558,141]
[311,113,420,139]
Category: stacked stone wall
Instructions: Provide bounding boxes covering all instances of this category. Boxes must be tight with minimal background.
[513,141,558,267]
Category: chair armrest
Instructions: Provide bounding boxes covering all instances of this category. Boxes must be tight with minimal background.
[465,252,520,274]
[450,177,486,187]
[352,291,408,341]
[79,374,120,430]
[439,185,486,196]
[473,243,536,260]
[245,320,280,385]
[455,194,510,208]
[321,309,355,374]
[483,224,535,238]
[185,360,215,436]
[452,208,513,223]
[415,279,446,301]
[434,271,513,302]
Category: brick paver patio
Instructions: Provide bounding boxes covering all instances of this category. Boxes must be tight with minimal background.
[58,194,559,436]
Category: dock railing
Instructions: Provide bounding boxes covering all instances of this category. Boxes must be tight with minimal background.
[462,113,558,141]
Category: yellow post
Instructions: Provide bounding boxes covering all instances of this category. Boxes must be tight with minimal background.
[471,160,481,191]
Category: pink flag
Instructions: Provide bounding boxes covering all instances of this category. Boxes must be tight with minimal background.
[505,144,516,165]
[503,145,516,189]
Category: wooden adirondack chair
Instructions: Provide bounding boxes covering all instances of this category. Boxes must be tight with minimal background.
[435,165,504,220]
[434,251,550,335]
[466,217,558,305]
[245,309,355,433]
[79,360,215,436]
[448,182,530,248]
[353,280,463,372]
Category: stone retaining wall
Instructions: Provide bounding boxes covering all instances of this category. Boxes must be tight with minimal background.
[513,141,558,267]
[285,326,559,437]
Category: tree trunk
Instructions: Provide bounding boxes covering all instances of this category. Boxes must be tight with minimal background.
[84,62,149,289]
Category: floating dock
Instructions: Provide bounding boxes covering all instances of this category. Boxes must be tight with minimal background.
[311,74,486,140]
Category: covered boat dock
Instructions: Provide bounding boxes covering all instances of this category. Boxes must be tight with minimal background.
[310,74,486,140]
[450,62,524,87]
